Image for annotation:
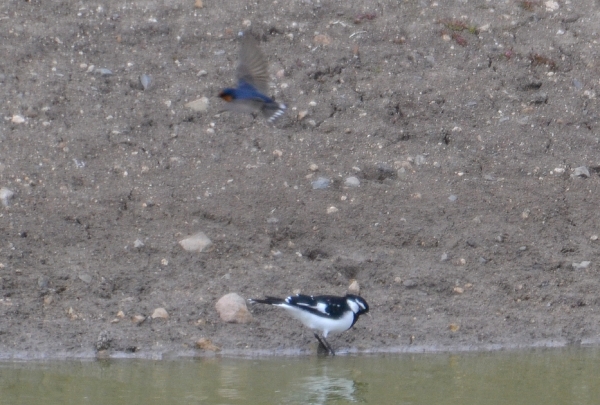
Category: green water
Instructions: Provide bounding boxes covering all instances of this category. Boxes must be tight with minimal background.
[1,348,599,405]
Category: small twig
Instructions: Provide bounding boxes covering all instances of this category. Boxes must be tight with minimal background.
[349,31,367,38]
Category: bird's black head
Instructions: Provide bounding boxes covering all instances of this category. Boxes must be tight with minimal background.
[346,294,369,316]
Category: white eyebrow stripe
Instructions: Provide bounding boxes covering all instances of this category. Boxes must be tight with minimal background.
[347,300,359,313]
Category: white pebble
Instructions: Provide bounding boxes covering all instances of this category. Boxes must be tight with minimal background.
[572,166,590,178]
[151,307,169,319]
[179,231,213,252]
[139,74,152,90]
[0,188,14,207]
[185,97,209,112]
[344,176,360,187]
[11,115,25,124]
[572,261,591,270]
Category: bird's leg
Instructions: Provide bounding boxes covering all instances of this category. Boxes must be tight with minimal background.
[313,332,335,356]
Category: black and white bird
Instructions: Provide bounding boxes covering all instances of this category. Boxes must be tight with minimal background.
[249,294,369,355]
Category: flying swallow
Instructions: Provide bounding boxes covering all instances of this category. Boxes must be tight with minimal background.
[219,34,286,123]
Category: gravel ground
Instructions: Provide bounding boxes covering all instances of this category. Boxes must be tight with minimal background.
[1,0,600,359]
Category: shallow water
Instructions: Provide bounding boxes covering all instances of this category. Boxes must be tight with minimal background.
[1,348,599,405]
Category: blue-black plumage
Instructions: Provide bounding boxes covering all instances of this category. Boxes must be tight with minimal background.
[219,34,286,123]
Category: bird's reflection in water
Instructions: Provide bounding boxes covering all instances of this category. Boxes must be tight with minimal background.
[288,373,367,404]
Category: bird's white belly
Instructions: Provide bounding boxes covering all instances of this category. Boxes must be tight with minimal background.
[284,306,354,337]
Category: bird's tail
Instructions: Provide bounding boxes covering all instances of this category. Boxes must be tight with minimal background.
[248,297,286,305]
[262,102,286,123]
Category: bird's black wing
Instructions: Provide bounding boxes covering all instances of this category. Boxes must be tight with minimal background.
[288,295,348,318]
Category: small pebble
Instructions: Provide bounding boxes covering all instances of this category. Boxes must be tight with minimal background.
[38,276,49,290]
[590,235,598,241]
[403,279,418,288]
[572,166,590,178]
[348,279,360,294]
[139,74,152,90]
[151,307,169,319]
[96,68,113,76]
[78,274,92,284]
[134,239,144,248]
[179,231,213,252]
[216,293,253,323]
[344,176,360,187]
[196,338,221,351]
[572,261,591,270]
[313,34,332,46]
[11,115,25,124]
[448,195,457,202]
[185,97,209,112]
[131,315,146,324]
[309,163,319,172]
[95,331,112,351]
[0,188,15,207]
[326,206,339,214]
[530,91,548,104]
[311,177,330,189]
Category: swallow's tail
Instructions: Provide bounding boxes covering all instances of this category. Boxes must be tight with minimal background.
[262,102,286,123]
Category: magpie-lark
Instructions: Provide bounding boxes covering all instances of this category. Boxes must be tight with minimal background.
[249,294,369,355]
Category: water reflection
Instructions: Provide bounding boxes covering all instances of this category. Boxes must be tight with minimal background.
[218,364,245,401]
[289,363,367,405]
[1,348,600,405]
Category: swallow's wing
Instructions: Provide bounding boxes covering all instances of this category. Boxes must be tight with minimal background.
[236,34,270,95]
